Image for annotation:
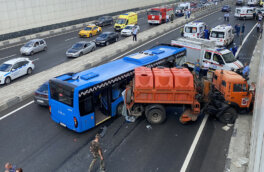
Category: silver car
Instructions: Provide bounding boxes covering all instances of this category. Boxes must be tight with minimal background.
[66,41,96,57]
[20,39,47,56]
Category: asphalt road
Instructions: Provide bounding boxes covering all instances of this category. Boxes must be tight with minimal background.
[0,3,258,172]
[0,11,155,75]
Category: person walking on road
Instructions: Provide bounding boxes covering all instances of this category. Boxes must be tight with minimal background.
[259,25,263,39]
[188,10,191,18]
[132,26,138,41]
[224,12,229,22]
[240,23,245,43]
[170,14,174,23]
[235,24,240,37]
[88,134,105,172]
[185,10,188,19]
[202,61,210,77]
[5,162,16,172]
[194,59,201,78]
[180,27,184,37]
[166,14,169,23]
[242,62,250,78]
[257,22,261,33]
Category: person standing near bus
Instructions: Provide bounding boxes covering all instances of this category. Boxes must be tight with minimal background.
[132,26,138,41]
[89,134,105,172]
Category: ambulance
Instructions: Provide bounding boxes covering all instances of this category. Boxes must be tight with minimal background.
[114,12,138,31]
[171,38,244,71]
[184,21,206,38]
[209,24,234,47]
[234,7,256,19]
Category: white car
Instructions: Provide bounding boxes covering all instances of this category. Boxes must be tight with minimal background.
[0,57,35,85]
[121,25,140,36]
[20,39,47,56]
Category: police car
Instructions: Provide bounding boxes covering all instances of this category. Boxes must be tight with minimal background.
[0,57,35,85]
[209,24,234,47]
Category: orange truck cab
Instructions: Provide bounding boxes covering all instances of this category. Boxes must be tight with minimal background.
[212,70,253,109]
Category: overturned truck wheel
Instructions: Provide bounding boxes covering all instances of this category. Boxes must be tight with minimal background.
[145,104,166,124]
[219,107,237,124]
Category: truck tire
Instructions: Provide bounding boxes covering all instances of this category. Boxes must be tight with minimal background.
[126,88,132,104]
[219,107,237,124]
[116,102,124,116]
[145,104,166,124]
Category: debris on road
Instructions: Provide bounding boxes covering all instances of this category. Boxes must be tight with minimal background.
[222,125,231,131]
[146,125,152,130]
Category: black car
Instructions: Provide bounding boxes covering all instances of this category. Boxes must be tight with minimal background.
[34,82,49,106]
[95,16,114,27]
[236,0,243,6]
[95,32,119,46]
[222,5,231,12]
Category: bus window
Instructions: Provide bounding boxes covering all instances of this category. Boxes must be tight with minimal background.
[50,81,73,107]
[112,81,126,101]
[79,96,93,116]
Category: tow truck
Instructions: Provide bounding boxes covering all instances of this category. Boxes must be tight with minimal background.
[124,66,255,124]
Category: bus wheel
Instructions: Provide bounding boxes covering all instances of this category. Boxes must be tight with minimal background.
[219,107,237,124]
[145,104,166,124]
[116,103,124,116]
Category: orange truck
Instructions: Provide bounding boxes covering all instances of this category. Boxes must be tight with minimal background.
[124,67,255,124]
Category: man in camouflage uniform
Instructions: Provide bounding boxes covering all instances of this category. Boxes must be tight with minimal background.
[89,134,105,172]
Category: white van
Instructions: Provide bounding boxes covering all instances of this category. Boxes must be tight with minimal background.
[209,25,234,47]
[184,21,206,38]
[247,0,259,6]
[235,7,256,19]
[175,3,190,16]
[171,38,244,71]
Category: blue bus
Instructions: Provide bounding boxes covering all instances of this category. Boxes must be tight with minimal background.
[48,44,186,132]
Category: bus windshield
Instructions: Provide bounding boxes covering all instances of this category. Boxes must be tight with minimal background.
[49,80,74,107]
[222,52,236,63]
[116,18,127,24]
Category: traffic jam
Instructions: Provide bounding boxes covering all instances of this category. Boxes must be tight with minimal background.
[0,1,261,132]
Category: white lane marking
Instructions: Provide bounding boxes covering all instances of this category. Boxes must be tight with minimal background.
[236,22,258,58]
[111,10,220,61]
[0,101,34,121]
[65,37,78,41]
[1,54,16,60]
[180,114,209,172]
[32,58,39,62]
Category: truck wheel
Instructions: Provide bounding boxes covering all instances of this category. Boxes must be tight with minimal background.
[219,107,237,124]
[145,105,166,124]
[116,102,124,116]
[126,88,132,104]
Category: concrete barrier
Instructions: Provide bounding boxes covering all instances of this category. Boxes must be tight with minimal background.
[0,1,232,112]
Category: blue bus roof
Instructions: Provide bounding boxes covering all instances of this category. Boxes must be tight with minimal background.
[55,45,186,93]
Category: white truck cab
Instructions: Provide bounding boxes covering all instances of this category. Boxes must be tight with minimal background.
[184,21,206,38]
[171,38,244,71]
[235,6,256,19]
[210,24,234,47]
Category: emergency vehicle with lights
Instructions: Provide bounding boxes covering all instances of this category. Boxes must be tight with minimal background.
[147,7,174,24]
[171,38,243,71]
[235,7,256,19]
[184,21,206,38]
[209,24,234,47]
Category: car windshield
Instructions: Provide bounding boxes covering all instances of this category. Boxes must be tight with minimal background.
[124,26,133,30]
[99,33,108,38]
[72,43,84,50]
[38,82,49,93]
[116,18,127,24]
[84,27,92,31]
[185,27,197,33]
[211,31,225,38]
[0,63,12,72]
[148,10,160,15]
[24,41,34,47]
[222,52,236,63]
[98,17,105,21]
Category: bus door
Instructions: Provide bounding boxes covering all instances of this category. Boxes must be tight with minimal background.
[93,87,112,126]
[111,82,126,117]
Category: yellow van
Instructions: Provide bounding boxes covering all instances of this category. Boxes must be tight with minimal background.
[114,12,138,31]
